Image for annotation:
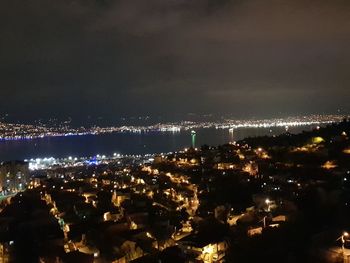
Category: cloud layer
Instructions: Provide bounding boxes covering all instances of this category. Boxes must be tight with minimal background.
[1,0,349,121]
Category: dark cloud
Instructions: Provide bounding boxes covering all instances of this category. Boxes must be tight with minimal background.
[0,0,349,121]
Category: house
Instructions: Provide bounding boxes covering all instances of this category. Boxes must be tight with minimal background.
[178,231,228,263]
[247,226,263,236]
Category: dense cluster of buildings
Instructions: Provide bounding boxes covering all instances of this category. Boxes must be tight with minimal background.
[0,119,350,262]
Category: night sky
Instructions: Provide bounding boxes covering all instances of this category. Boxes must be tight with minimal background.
[1,0,349,122]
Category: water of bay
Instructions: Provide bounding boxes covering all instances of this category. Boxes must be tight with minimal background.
[0,125,318,161]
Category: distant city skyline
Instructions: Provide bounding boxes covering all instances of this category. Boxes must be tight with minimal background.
[1,110,349,126]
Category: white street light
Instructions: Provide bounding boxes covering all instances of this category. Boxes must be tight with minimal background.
[265,198,271,212]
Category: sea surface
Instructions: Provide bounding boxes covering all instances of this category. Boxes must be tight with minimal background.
[0,126,318,161]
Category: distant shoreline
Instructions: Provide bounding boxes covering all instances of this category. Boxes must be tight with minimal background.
[0,115,342,142]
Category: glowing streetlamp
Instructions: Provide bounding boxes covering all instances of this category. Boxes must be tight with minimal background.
[265,198,271,212]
